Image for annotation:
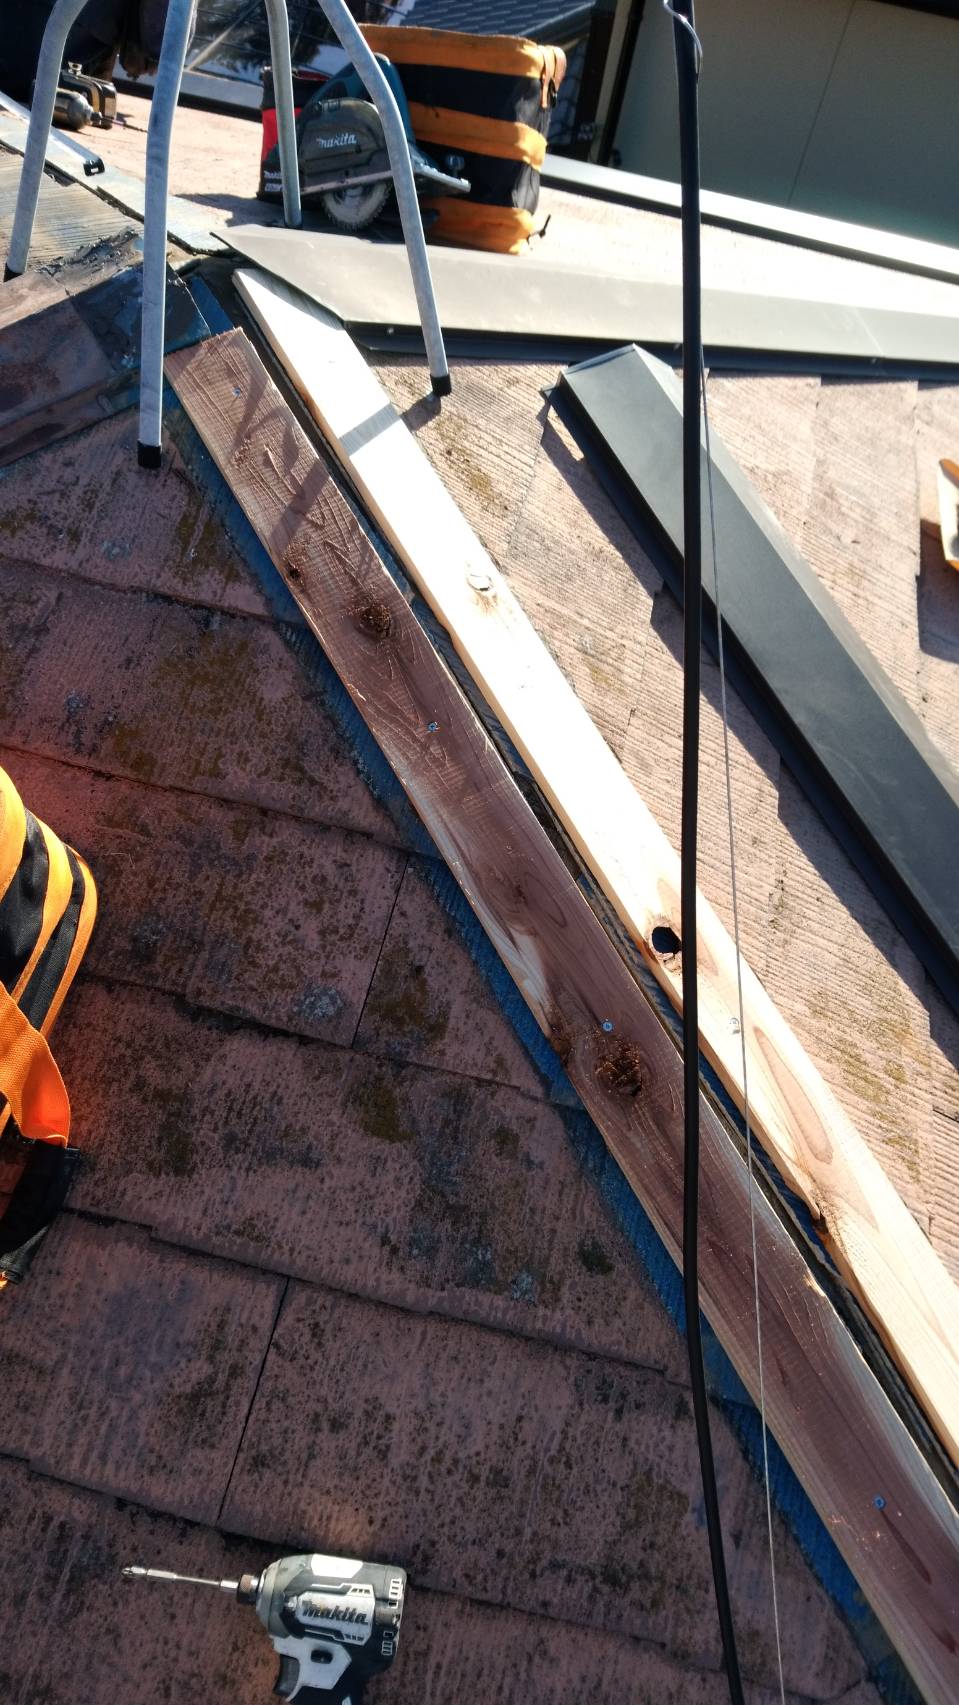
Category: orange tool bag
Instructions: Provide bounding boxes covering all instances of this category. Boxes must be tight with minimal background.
[362,25,566,254]
[0,765,97,1286]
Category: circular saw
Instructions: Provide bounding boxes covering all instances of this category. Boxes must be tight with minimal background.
[261,58,470,233]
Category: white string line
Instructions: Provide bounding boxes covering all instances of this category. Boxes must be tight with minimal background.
[701,369,787,1705]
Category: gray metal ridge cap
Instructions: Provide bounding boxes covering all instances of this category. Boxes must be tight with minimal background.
[541,154,959,286]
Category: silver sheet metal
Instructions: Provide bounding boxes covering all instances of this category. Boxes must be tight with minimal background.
[224,223,959,370]
[541,156,959,290]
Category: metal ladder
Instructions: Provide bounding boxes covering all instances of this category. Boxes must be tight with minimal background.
[4,0,451,469]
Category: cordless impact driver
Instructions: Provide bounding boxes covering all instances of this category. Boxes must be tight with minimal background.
[123,1551,407,1703]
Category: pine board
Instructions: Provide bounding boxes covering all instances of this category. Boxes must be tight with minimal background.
[168,326,959,1702]
[233,266,959,1472]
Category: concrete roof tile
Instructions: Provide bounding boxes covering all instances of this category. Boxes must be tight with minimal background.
[222,1284,865,1697]
[355,856,550,1099]
[0,1218,283,1521]
[2,1458,864,1705]
[0,407,270,617]
[0,1460,278,1705]
[2,750,406,1047]
[0,556,400,843]
[57,977,687,1378]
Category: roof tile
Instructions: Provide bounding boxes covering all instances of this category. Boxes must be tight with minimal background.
[222,1282,866,1696]
[58,977,687,1376]
[2,1458,865,1704]
[2,750,406,1047]
[0,407,269,617]
[354,856,548,1098]
[0,1218,283,1520]
[0,557,400,843]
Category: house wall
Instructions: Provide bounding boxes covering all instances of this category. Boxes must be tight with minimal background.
[612,0,959,243]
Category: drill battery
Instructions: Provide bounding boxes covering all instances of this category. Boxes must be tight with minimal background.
[34,63,117,132]
[59,64,117,126]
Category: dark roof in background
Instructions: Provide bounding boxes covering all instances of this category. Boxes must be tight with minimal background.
[403,0,596,39]
[180,0,595,90]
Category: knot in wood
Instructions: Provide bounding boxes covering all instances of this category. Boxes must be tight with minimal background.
[357,601,393,640]
[595,1038,647,1097]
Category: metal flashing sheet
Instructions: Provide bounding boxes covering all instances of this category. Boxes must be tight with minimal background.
[0,261,209,465]
[224,224,959,376]
[555,344,959,1012]
[541,155,959,288]
[0,113,227,255]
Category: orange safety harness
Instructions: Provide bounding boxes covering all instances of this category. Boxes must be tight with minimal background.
[0,765,96,1285]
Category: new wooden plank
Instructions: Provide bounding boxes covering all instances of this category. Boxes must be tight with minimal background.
[168,327,959,1702]
[234,269,959,1473]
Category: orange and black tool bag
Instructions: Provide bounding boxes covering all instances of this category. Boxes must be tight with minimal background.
[0,765,96,1286]
[362,25,566,255]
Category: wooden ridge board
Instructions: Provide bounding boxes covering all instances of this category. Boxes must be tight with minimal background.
[554,346,959,1012]
[233,264,959,1477]
[168,325,959,1704]
[224,223,959,378]
[0,262,209,466]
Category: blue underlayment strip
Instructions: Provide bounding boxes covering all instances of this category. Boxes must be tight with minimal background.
[176,287,919,1703]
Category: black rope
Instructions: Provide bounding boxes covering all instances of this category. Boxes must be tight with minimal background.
[671,5,745,1701]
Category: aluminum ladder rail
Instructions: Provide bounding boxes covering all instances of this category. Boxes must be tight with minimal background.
[317,0,451,396]
[2,0,301,467]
